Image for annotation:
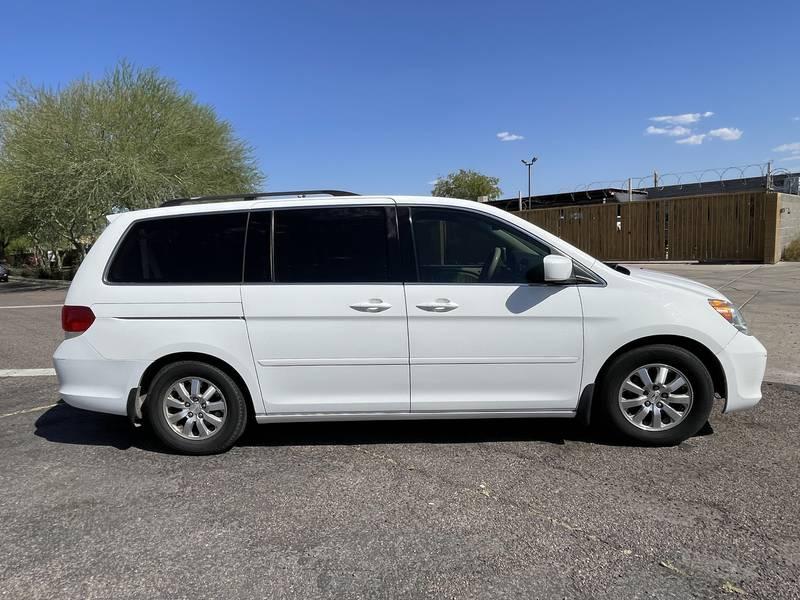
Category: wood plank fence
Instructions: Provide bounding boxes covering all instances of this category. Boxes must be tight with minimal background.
[517,191,780,263]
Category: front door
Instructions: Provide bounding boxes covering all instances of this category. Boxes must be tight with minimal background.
[402,206,584,412]
[241,203,410,414]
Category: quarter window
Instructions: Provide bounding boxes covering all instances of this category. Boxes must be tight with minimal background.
[411,208,551,284]
[273,207,393,283]
[107,212,247,283]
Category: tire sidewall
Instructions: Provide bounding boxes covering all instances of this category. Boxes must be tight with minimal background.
[146,361,247,454]
[601,345,714,445]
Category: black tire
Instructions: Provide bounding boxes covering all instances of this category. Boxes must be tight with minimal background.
[598,344,714,446]
[145,360,248,455]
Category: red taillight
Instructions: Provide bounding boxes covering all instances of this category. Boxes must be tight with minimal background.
[62,305,95,333]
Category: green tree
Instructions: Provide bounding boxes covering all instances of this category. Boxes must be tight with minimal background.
[431,169,501,201]
[0,61,263,265]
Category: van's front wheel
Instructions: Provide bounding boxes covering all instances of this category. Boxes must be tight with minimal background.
[599,344,714,445]
[146,361,248,454]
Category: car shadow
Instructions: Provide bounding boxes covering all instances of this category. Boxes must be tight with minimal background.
[34,403,714,453]
[239,417,596,448]
[34,403,153,452]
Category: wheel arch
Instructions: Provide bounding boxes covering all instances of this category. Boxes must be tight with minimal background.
[138,352,256,421]
[580,335,726,426]
[596,335,726,398]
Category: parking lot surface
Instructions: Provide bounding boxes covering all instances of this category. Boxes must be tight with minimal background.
[1,265,799,599]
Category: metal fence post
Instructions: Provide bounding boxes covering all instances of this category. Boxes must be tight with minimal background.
[766,161,773,191]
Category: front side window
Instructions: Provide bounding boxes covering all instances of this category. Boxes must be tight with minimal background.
[107,212,247,283]
[411,207,551,284]
[273,207,393,283]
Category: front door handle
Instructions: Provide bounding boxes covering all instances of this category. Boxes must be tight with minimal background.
[349,299,392,313]
[416,298,459,312]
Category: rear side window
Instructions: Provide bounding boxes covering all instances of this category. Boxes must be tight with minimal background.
[273,207,393,283]
[107,212,247,283]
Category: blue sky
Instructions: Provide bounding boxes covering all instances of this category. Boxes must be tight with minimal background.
[1,0,799,197]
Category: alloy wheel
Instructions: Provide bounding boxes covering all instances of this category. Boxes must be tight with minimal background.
[162,377,228,440]
[617,363,694,431]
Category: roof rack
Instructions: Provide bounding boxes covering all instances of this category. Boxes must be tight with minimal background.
[160,189,359,208]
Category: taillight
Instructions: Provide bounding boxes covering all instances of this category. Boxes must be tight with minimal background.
[62,305,95,333]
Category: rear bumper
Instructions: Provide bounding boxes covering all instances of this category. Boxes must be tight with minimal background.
[717,332,767,413]
[53,335,145,416]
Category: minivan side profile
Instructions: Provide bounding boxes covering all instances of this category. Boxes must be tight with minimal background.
[53,191,767,454]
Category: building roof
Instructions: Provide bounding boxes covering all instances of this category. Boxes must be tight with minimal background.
[490,188,647,211]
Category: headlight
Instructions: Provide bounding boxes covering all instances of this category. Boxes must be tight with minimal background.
[708,299,749,334]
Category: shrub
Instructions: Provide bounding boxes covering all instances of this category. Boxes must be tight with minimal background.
[785,236,800,262]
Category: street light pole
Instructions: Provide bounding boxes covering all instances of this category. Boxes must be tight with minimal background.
[521,156,538,210]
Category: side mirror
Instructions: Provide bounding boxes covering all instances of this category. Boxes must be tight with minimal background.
[543,255,573,282]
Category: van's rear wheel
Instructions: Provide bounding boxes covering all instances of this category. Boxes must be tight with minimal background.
[599,344,714,445]
[146,361,248,454]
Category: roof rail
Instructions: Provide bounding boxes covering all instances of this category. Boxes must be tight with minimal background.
[159,189,359,208]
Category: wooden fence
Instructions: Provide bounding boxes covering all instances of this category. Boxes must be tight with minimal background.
[518,191,780,263]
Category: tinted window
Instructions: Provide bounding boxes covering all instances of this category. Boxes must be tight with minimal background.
[411,208,550,284]
[107,212,247,283]
[243,211,272,283]
[274,207,391,283]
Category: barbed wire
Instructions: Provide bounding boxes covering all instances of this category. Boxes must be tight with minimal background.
[555,162,795,195]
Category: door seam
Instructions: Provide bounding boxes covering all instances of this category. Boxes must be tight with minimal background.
[402,282,413,413]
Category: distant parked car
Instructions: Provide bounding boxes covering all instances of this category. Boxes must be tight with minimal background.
[0,264,8,282]
[54,190,767,454]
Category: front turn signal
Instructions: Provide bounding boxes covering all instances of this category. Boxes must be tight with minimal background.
[708,299,749,334]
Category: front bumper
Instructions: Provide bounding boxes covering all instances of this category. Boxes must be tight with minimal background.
[716,332,767,413]
[53,335,146,416]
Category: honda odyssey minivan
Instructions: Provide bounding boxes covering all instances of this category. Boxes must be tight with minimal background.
[53,190,767,454]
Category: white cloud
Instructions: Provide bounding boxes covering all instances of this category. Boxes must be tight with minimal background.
[793,116,800,122]
[649,111,714,125]
[496,131,524,142]
[708,127,743,141]
[773,142,800,153]
[780,154,800,162]
[427,179,440,185]
[645,125,691,137]
[676,134,707,145]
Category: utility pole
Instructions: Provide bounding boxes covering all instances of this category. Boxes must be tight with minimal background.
[766,160,773,191]
[521,156,538,209]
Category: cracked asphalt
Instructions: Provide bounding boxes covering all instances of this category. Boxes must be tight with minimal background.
[1,268,799,599]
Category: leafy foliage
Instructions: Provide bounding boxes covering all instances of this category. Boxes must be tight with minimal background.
[0,61,263,263]
[431,169,501,201]
[784,236,800,261]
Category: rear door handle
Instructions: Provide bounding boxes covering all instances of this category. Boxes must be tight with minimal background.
[416,298,459,312]
[349,298,392,313]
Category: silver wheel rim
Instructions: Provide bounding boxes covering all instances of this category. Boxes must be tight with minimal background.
[618,363,694,431]
[163,377,227,440]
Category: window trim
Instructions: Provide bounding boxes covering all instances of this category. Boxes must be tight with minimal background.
[103,203,605,287]
[403,204,605,287]
[103,209,251,287]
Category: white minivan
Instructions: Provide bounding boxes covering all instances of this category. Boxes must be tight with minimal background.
[53,191,767,454]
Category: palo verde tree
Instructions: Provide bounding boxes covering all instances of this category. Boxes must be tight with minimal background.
[0,61,263,267]
[431,169,501,201]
